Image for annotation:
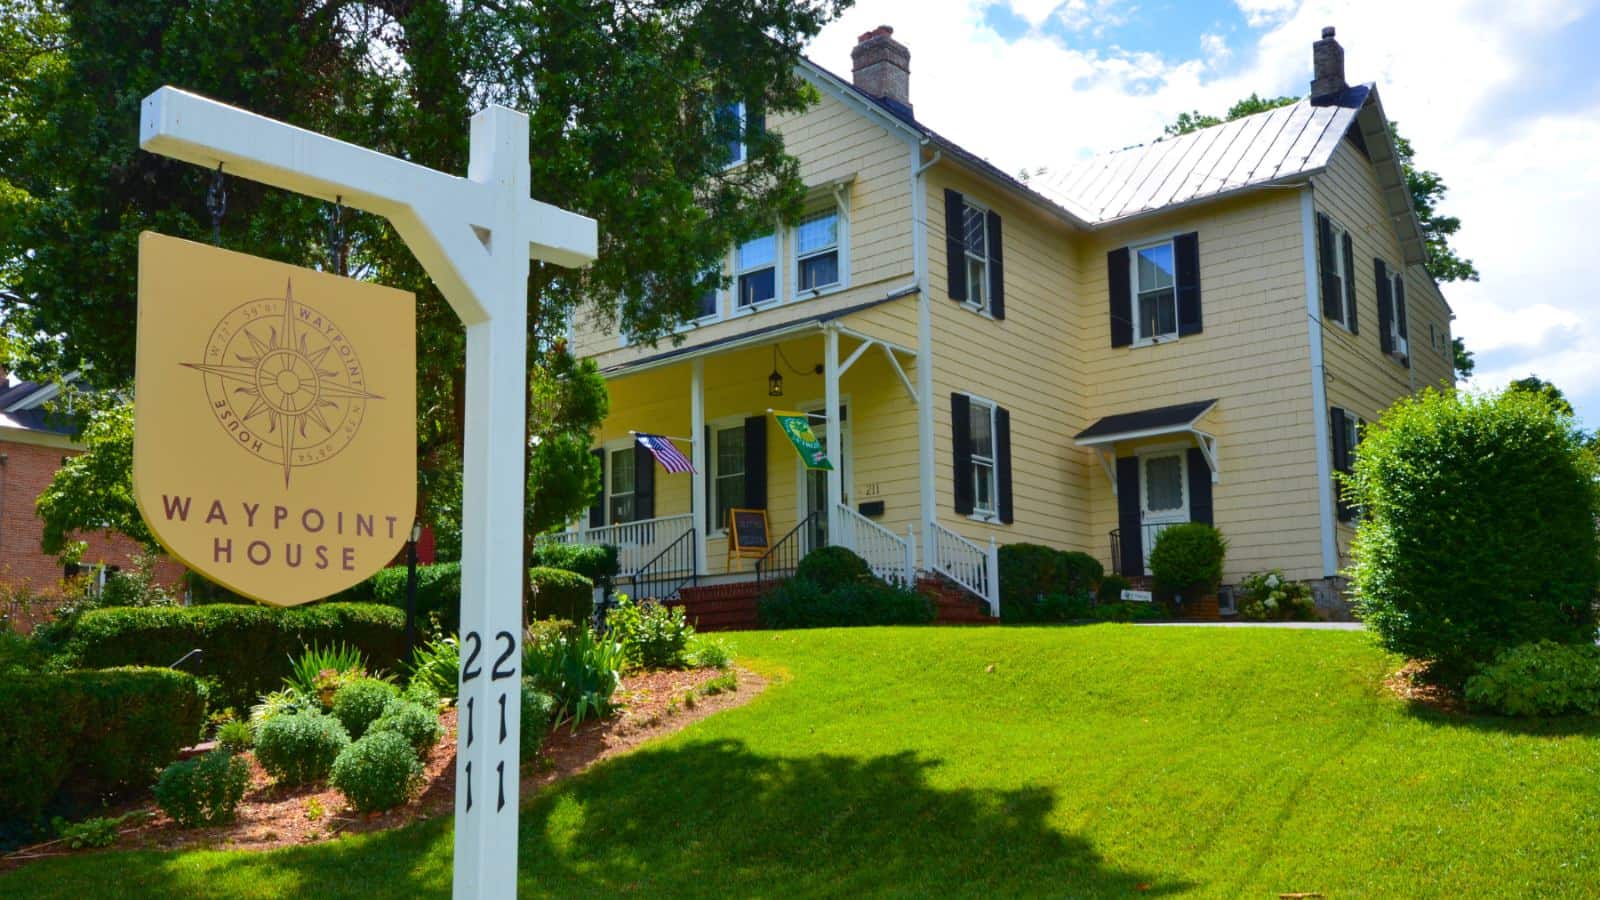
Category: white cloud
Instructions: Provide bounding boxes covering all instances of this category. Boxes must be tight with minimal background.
[1200,31,1231,65]
[809,0,1600,420]
[1053,0,1137,33]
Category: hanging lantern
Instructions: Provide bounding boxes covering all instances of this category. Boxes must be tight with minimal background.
[768,346,784,397]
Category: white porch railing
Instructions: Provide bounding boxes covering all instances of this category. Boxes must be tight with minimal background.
[927,519,1001,617]
[538,513,694,576]
[833,504,915,586]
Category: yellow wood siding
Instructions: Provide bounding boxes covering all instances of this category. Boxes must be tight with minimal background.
[570,87,917,366]
[1312,139,1455,565]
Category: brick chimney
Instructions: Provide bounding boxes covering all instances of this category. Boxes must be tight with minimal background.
[851,25,911,112]
[1309,26,1347,103]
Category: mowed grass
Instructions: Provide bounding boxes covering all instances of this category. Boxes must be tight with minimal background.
[6,625,1600,897]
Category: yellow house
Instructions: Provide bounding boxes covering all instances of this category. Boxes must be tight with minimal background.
[561,25,1454,619]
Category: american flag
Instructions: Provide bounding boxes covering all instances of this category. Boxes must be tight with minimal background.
[635,433,696,474]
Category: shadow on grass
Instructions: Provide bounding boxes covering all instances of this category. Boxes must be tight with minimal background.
[1400,700,1600,737]
[516,738,1192,896]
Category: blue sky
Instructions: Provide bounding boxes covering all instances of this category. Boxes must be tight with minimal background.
[811,1,1600,426]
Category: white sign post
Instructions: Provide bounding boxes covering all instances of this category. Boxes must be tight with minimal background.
[140,86,597,898]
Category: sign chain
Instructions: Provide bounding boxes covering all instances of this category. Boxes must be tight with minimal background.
[205,163,227,245]
[328,196,347,276]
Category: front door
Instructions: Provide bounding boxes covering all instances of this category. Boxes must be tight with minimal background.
[801,407,849,551]
[1138,450,1188,573]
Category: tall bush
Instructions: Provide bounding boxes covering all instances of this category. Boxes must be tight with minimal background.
[529,567,594,622]
[1148,524,1227,597]
[1348,388,1600,681]
[759,548,933,629]
[43,603,404,710]
[0,667,204,823]
[997,543,1104,623]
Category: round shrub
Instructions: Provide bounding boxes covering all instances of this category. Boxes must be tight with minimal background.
[530,567,595,623]
[1148,524,1227,595]
[253,711,350,786]
[1463,641,1600,717]
[1096,573,1130,605]
[795,546,873,586]
[154,750,250,828]
[1349,389,1600,682]
[998,544,1105,622]
[521,678,558,761]
[368,698,443,756]
[331,677,400,740]
[330,731,423,813]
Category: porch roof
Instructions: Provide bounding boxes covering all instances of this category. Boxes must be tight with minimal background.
[600,292,911,377]
[1073,399,1217,446]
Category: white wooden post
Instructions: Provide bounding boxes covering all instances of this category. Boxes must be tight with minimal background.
[690,358,708,574]
[823,328,842,543]
[139,87,597,900]
[986,536,1001,618]
[904,524,917,586]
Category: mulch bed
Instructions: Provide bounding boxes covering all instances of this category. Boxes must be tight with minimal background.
[1384,660,1466,714]
[2,666,763,867]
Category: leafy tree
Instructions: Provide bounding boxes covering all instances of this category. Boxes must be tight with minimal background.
[1507,376,1574,416]
[35,403,154,556]
[1452,336,1474,379]
[526,344,608,538]
[1348,388,1600,684]
[1162,96,1476,285]
[2,2,847,585]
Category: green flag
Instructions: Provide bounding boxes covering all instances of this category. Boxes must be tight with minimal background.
[772,410,833,471]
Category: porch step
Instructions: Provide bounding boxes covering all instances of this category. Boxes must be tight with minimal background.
[674,581,766,631]
[917,576,998,626]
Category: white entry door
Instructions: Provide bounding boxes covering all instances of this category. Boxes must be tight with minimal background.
[1139,450,1188,573]
[801,407,850,550]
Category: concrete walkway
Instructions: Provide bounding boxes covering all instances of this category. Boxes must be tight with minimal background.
[1137,620,1364,630]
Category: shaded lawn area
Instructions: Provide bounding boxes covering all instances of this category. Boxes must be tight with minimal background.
[6,625,1600,897]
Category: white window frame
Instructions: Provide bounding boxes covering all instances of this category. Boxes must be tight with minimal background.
[710,416,747,535]
[718,101,748,168]
[959,198,991,314]
[604,439,637,525]
[734,227,780,312]
[1326,216,1356,331]
[1130,238,1179,345]
[1388,267,1409,362]
[966,394,999,521]
[791,189,849,298]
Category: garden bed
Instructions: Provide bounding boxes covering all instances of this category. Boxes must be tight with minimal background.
[1,666,762,867]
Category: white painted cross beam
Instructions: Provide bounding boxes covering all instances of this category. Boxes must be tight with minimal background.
[140,86,597,899]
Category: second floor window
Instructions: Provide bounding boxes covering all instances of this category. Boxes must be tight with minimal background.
[1318,213,1357,331]
[962,201,990,309]
[1375,258,1410,366]
[716,101,746,166]
[795,208,840,291]
[608,446,636,524]
[737,232,777,308]
[943,189,1005,318]
[1134,240,1178,342]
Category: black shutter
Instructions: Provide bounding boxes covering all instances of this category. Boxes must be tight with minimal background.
[1116,457,1142,576]
[986,210,1005,320]
[944,189,967,303]
[1330,406,1352,522]
[951,393,974,515]
[632,439,655,522]
[1186,447,1212,526]
[995,406,1013,524]
[1394,277,1410,367]
[1375,259,1394,355]
[1317,214,1341,320]
[743,416,767,511]
[704,426,715,531]
[588,448,606,528]
[746,102,765,143]
[1107,246,1133,348]
[1174,231,1202,336]
[1341,230,1358,334]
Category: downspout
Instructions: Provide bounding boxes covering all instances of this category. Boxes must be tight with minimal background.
[1300,185,1339,578]
[912,141,941,569]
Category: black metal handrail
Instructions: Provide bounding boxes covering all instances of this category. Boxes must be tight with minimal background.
[1111,522,1185,576]
[754,511,818,591]
[1109,528,1122,576]
[628,527,697,604]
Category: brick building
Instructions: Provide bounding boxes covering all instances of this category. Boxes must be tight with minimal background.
[0,380,184,632]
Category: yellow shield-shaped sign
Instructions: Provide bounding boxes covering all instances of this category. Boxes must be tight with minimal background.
[133,232,416,606]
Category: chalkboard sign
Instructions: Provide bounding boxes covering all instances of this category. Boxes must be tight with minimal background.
[727,508,770,560]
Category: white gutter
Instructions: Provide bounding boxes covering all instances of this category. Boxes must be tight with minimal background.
[1300,185,1339,577]
[912,141,939,566]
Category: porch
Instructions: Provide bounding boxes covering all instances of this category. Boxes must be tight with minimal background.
[545,315,1001,616]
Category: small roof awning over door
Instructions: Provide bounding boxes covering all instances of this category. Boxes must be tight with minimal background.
[1074,399,1219,489]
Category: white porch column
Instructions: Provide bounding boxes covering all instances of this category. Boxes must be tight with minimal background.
[690,358,708,575]
[824,328,843,542]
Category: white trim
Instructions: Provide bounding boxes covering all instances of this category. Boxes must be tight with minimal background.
[954,195,993,316]
[1130,237,1179,344]
[689,359,707,574]
[1302,187,1340,577]
[790,187,850,298]
[962,392,1000,519]
[733,225,780,311]
[912,140,937,570]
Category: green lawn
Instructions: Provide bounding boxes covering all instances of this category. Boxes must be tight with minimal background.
[6,625,1600,897]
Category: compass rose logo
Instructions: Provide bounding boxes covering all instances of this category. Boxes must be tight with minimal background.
[183,280,383,487]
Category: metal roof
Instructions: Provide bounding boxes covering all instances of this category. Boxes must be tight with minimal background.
[1037,85,1372,226]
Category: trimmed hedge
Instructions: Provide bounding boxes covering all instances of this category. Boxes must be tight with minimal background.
[759,549,934,629]
[44,603,404,711]
[0,667,204,823]
[367,547,617,631]
[529,543,620,591]
[530,567,594,622]
[997,543,1104,623]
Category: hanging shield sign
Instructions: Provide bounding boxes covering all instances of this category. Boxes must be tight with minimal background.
[133,232,416,606]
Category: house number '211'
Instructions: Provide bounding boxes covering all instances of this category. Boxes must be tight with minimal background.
[460,629,518,814]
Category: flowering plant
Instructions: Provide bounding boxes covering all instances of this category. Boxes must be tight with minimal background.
[1236,569,1317,621]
